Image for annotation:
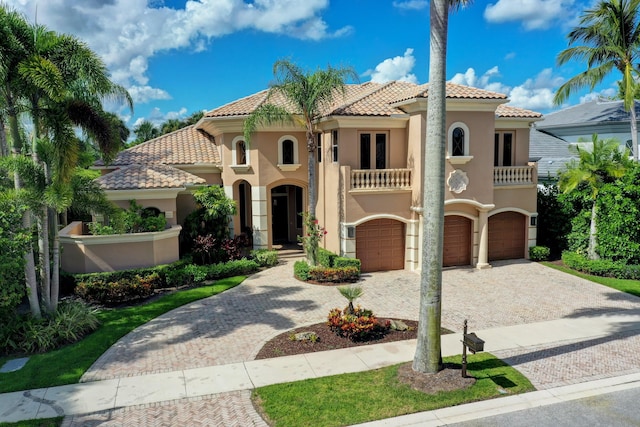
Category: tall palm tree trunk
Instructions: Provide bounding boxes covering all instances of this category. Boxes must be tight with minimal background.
[0,116,8,157]
[631,104,639,161]
[588,201,599,260]
[7,103,41,318]
[307,130,317,218]
[413,0,447,374]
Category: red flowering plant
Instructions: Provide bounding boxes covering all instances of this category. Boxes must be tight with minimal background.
[298,212,327,266]
[327,285,390,341]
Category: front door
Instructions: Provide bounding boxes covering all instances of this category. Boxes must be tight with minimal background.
[272,194,289,243]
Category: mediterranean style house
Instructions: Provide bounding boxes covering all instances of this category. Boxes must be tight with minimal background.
[85,81,542,273]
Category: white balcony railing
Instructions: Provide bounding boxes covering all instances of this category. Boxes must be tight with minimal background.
[493,166,536,186]
[351,168,412,190]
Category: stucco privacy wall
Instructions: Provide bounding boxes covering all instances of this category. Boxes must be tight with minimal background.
[60,222,181,274]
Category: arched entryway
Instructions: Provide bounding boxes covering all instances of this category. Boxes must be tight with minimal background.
[488,211,526,261]
[443,215,472,267]
[356,218,405,272]
[235,180,253,236]
[271,185,303,244]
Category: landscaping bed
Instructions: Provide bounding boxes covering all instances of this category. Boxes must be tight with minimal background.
[254,320,454,359]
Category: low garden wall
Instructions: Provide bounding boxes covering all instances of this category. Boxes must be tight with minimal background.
[60,221,181,274]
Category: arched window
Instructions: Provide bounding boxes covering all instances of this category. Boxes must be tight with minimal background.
[277,135,301,171]
[452,127,465,156]
[231,136,250,170]
[282,139,294,164]
[447,122,472,164]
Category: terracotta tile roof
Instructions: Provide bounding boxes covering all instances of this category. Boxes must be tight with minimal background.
[96,125,220,167]
[205,82,516,119]
[96,164,207,190]
[496,104,543,119]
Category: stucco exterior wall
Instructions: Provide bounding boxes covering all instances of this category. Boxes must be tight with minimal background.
[60,222,181,273]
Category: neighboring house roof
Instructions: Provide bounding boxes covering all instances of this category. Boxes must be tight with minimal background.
[96,164,207,191]
[204,81,540,119]
[536,99,640,136]
[95,125,220,167]
[530,128,575,180]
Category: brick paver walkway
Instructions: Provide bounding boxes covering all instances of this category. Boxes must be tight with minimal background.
[63,258,640,426]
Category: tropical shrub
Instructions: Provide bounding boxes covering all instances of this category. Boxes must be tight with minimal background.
[334,257,361,271]
[1,299,100,356]
[75,273,158,305]
[536,185,572,259]
[529,246,550,262]
[88,199,167,235]
[251,249,279,267]
[561,251,640,279]
[192,234,251,265]
[0,196,30,314]
[308,266,360,283]
[318,247,337,268]
[327,307,390,342]
[298,212,327,266]
[294,260,310,281]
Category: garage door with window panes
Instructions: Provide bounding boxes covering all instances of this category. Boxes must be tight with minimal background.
[356,219,404,272]
[488,212,526,261]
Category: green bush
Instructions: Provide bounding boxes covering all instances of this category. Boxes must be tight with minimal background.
[251,249,279,267]
[202,259,259,280]
[334,257,361,271]
[1,299,100,356]
[308,266,360,283]
[75,273,158,305]
[294,260,310,281]
[529,246,551,262]
[560,251,640,279]
[318,248,338,267]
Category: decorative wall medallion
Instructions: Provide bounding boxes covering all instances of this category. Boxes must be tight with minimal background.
[447,169,469,194]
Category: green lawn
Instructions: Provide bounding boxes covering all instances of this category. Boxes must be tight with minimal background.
[542,262,640,297]
[0,276,245,393]
[254,352,535,427]
[0,418,63,427]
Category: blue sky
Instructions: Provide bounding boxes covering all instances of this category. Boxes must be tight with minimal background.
[7,0,617,129]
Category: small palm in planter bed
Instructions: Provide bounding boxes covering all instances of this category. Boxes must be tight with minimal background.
[327,285,390,341]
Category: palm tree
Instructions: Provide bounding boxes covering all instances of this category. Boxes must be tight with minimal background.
[559,134,631,259]
[413,0,472,375]
[0,6,132,315]
[554,0,640,161]
[243,60,356,264]
[132,120,159,145]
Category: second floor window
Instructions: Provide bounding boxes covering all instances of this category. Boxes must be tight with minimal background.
[236,141,247,165]
[359,132,387,169]
[282,139,294,164]
[332,130,339,163]
[494,131,514,166]
[317,133,322,163]
[452,127,465,156]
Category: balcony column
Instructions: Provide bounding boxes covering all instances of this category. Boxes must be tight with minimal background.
[476,209,491,269]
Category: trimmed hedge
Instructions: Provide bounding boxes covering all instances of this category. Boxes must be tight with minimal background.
[294,260,359,283]
[318,248,338,268]
[294,260,311,281]
[561,251,640,279]
[73,259,260,305]
[334,257,361,270]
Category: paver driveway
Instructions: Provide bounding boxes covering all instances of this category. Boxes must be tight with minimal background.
[82,259,640,382]
[64,258,640,426]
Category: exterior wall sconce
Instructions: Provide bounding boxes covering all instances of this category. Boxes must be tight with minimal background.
[347,226,355,238]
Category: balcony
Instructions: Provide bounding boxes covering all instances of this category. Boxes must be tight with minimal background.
[351,168,412,191]
[493,165,536,187]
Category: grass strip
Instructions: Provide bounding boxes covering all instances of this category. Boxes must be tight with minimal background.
[0,417,63,427]
[253,352,534,427]
[0,276,245,393]
[542,262,640,297]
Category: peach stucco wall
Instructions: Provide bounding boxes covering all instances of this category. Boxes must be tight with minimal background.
[60,222,181,273]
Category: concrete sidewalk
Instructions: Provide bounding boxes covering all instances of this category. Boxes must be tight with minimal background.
[3,313,640,424]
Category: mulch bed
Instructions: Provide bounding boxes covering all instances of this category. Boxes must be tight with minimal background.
[397,362,476,394]
[254,320,419,359]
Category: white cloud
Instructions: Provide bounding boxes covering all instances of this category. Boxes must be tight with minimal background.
[128,86,172,104]
[484,0,578,30]
[450,66,565,110]
[579,88,617,103]
[364,48,418,84]
[133,107,189,128]
[10,0,347,99]
[392,1,428,10]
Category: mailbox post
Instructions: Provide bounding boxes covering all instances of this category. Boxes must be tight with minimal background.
[461,319,485,377]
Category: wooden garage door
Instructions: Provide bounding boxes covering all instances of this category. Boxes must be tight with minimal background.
[356,219,405,273]
[488,212,526,261]
[443,215,472,267]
